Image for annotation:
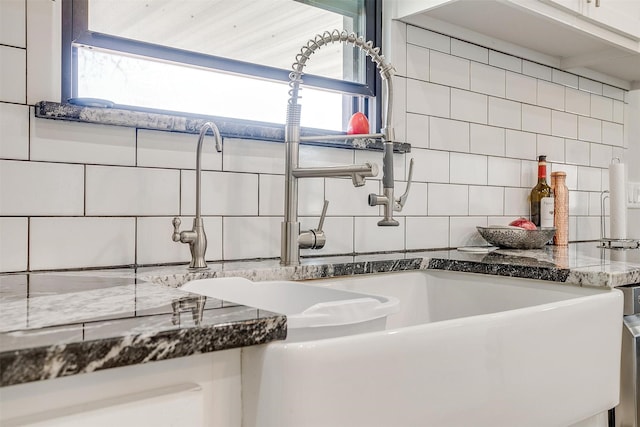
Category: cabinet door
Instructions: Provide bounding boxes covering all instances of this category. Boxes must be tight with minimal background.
[19,384,204,427]
[582,0,640,39]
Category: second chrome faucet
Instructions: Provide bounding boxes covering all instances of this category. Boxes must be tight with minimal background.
[171,122,222,269]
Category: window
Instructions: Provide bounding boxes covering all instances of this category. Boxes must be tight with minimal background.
[62,0,380,131]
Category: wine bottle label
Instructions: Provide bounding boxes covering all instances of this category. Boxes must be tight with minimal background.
[540,197,554,228]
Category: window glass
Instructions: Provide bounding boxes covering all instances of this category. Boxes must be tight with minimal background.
[87,0,366,84]
[77,46,345,130]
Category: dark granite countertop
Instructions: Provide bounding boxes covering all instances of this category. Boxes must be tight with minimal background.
[2,242,639,387]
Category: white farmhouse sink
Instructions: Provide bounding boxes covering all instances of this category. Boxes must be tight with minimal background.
[184,270,623,427]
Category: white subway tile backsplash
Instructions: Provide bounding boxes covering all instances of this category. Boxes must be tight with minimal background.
[551,110,577,139]
[488,97,521,130]
[590,143,613,168]
[136,217,222,265]
[488,51,521,73]
[575,216,600,240]
[324,178,379,216]
[590,95,613,121]
[0,45,26,103]
[428,183,468,216]
[537,80,565,111]
[299,142,354,167]
[30,217,135,270]
[602,122,623,147]
[0,103,29,160]
[488,157,521,187]
[0,217,27,272]
[470,124,504,156]
[537,135,565,163]
[613,100,624,124]
[565,139,590,166]
[578,116,602,143]
[451,39,488,63]
[565,88,591,116]
[300,216,353,256]
[354,216,405,253]
[406,79,450,118]
[522,105,551,134]
[0,0,26,48]
[258,174,284,216]
[223,217,281,260]
[451,89,487,124]
[470,62,505,97]
[505,129,536,160]
[297,178,326,216]
[31,117,136,166]
[450,216,488,247]
[450,152,487,185]
[406,217,449,249]
[5,21,629,272]
[569,216,577,242]
[522,61,552,81]
[406,113,429,149]
[603,85,624,101]
[406,44,429,82]
[86,166,179,216]
[578,77,603,95]
[0,160,84,215]
[569,191,589,216]
[552,69,578,89]
[588,191,603,216]
[137,130,222,170]
[411,148,449,183]
[520,160,538,189]
[430,51,470,90]
[506,72,537,104]
[407,26,450,53]
[577,166,602,191]
[504,188,529,216]
[223,138,284,174]
[429,117,469,152]
[469,186,503,216]
[26,0,61,104]
[181,170,258,216]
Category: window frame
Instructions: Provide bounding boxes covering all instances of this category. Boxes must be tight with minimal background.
[61,0,382,131]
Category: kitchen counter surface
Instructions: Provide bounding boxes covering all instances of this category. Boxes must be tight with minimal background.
[2,242,639,387]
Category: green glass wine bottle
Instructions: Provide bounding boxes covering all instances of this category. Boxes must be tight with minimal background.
[530,155,554,228]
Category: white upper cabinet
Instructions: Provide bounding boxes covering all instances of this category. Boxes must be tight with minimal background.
[389,0,640,86]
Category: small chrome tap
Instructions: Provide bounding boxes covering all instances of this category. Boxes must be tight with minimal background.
[172,122,222,269]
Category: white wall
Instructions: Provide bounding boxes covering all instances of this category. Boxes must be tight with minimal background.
[0,1,630,272]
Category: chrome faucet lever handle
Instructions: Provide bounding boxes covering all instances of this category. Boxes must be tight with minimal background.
[172,217,182,242]
[298,200,329,250]
[317,200,329,232]
[395,158,414,212]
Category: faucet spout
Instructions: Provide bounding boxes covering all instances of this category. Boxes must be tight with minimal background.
[172,122,223,269]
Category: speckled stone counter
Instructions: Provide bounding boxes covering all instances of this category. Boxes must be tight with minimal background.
[34,101,411,153]
[2,242,639,387]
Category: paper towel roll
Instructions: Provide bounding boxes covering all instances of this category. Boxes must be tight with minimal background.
[609,161,627,239]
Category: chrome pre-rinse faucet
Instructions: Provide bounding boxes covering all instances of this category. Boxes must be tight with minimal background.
[282,30,414,266]
[171,122,222,269]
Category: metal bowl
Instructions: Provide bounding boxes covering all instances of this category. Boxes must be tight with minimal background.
[476,226,556,249]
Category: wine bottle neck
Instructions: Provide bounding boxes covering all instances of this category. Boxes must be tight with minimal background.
[538,162,547,180]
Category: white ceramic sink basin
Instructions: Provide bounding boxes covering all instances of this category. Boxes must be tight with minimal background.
[237,270,623,427]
